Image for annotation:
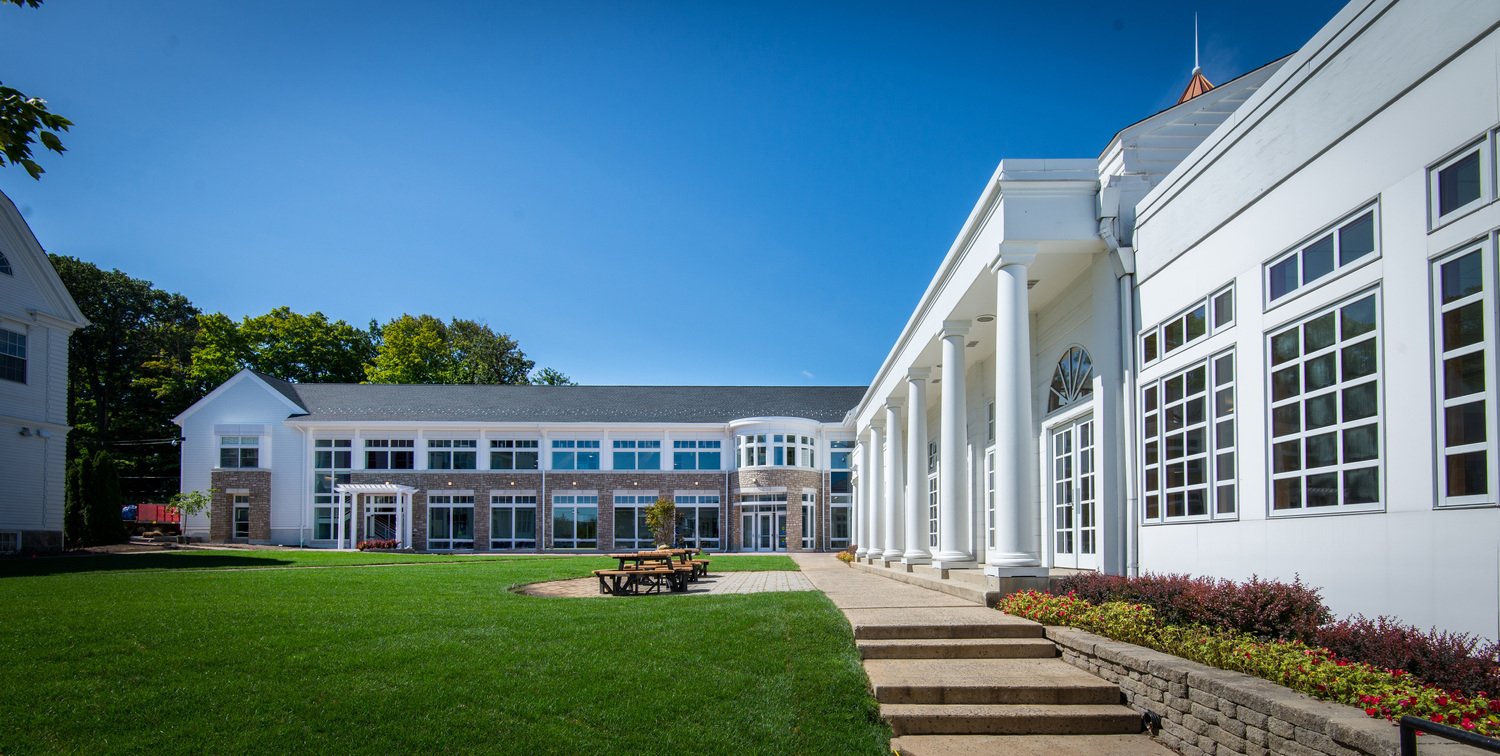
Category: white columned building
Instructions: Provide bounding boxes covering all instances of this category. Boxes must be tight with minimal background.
[882,401,905,561]
[989,246,1045,575]
[903,370,931,564]
[934,320,973,568]
[853,441,869,558]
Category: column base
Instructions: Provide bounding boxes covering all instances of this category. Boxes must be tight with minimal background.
[881,549,903,562]
[984,564,1050,578]
[900,553,932,565]
[931,558,977,570]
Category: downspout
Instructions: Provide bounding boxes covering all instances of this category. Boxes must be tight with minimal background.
[1101,211,1140,578]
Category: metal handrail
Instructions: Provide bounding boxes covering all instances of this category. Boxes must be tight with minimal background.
[1400,715,1500,755]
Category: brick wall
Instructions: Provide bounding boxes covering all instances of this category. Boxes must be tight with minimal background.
[209,470,272,543]
[1046,626,1427,756]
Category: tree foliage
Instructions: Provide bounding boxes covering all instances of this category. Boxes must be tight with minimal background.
[1,1,70,179]
[645,497,676,547]
[64,449,127,547]
[365,314,535,385]
[50,255,199,502]
[530,367,577,386]
[182,307,374,393]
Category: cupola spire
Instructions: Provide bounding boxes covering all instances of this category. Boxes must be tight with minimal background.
[1178,13,1215,103]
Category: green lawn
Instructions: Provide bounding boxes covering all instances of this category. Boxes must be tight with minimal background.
[0,551,887,754]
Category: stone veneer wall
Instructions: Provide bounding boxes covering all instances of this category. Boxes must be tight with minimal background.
[209,469,272,543]
[1045,626,1446,756]
[732,467,827,552]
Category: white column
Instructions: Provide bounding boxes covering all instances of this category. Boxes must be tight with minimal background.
[903,369,932,563]
[867,421,884,563]
[402,491,413,549]
[858,441,870,558]
[335,491,345,549]
[990,246,1045,574]
[934,320,973,568]
[882,401,905,561]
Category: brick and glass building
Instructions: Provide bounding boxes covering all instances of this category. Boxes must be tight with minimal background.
[174,370,861,553]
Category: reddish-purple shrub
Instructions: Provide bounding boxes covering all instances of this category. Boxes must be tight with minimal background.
[1051,571,1329,642]
[1316,615,1500,696]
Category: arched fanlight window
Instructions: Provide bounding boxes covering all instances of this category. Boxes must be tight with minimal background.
[0,251,10,275]
[1047,346,1094,412]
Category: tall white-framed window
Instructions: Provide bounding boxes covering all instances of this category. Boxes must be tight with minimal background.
[1432,243,1497,506]
[984,448,996,549]
[0,327,25,384]
[926,440,939,548]
[829,493,851,549]
[986,403,996,442]
[612,440,662,470]
[801,492,816,550]
[219,436,260,469]
[672,440,722,470]
[612,493,656,549]
[489,439,539,470]
[1265,205,1379,306]
[427,439,477,470]
[365,439,415,470]
[313,439,352,539]
[489,494,538,549]
[232,494,251,540]
[736,434,815,468]
[1268,290,1382,514]
[551,440,600,470]
[427,494,475,549]
[551,494,598,548]
[1141,350,1237,523]
[674,494,721,550]
[1429,137,1490,229]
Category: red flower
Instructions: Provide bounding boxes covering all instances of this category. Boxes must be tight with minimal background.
[1365,707,1378,717]
[1437,696,1450,707]
[1463,719,1475,730]
[1432,714,1445,723]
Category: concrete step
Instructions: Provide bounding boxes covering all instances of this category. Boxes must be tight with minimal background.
[852,560,997,605]
[846,607,1044,640]
[865,658,1124,705]
[891,733,1173,755]
[858,637,1058,660]
[881,703,1143,736]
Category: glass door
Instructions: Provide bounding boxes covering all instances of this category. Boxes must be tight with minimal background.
[1050,415,1098,570]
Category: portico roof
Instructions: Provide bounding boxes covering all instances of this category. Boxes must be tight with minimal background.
[333,483,417,495]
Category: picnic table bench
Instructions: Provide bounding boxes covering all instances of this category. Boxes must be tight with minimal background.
[593,549,711,595]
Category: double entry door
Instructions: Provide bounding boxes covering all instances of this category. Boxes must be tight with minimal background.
[740,497,787,552]
[1050,415,1098,570]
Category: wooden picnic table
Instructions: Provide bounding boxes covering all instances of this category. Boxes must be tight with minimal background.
[606,551,675,571]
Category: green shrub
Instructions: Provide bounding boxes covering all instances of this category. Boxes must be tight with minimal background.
[999,591,1500,736]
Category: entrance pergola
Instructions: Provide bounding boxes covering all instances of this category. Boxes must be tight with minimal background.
[331,483,417,550]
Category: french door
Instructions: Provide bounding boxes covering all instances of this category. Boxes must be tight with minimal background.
[1050,415,1098,570]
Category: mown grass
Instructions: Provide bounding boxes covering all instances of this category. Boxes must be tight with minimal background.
[0,551,885,754]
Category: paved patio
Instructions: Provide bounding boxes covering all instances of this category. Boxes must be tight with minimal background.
[519,569,814,598]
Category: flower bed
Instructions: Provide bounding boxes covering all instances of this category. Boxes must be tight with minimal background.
[1000,590,1500,737]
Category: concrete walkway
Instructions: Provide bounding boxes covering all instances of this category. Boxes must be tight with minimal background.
[792,553,1172,756]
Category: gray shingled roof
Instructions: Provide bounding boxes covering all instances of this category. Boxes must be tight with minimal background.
[253,374,864,424]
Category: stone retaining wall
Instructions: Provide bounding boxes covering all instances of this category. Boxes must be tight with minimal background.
[1045,626,1483,756]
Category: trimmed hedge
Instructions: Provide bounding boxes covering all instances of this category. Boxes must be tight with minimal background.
[1001,590,1500,737]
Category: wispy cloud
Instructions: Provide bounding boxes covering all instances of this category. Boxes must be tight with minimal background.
[801,370,816,380]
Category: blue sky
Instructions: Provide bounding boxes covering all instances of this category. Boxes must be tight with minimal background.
[0,0,1345,386]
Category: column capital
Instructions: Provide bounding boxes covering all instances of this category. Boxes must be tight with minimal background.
[905,367,931,381]
[989,241,1039,273]
[884,398,904,412]
[941,319,971,338]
